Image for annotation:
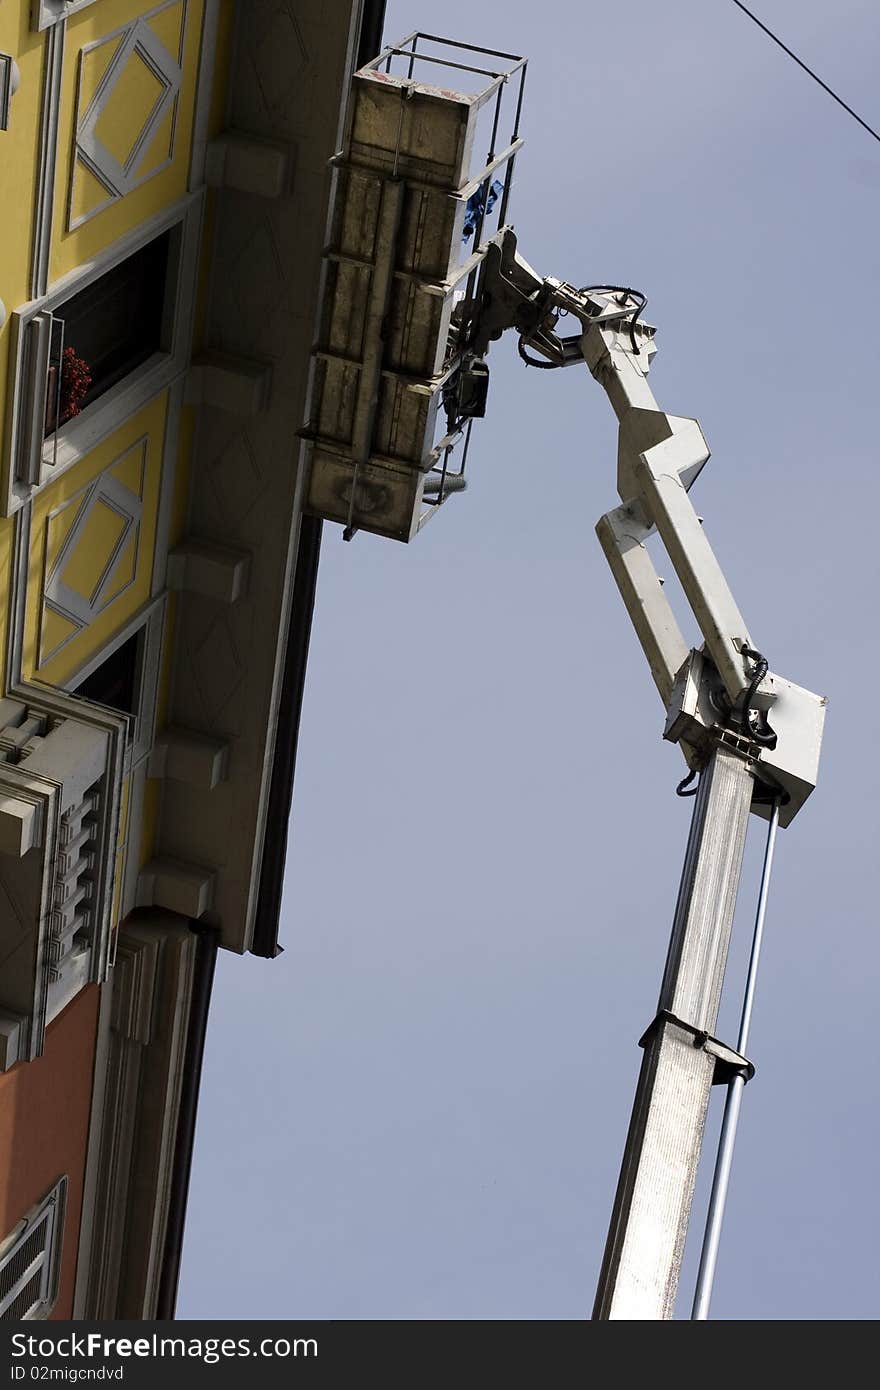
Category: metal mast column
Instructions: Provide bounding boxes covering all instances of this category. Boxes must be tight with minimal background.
[593,744,753,1320]
[690,799,781,1319]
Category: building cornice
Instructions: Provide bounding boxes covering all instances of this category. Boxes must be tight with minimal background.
[139,0,387,955]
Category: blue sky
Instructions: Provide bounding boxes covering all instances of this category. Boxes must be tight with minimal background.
[178,0,880,1319]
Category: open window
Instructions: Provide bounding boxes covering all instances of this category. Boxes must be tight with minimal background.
[73,630,142,718]
[44,233,171,438]
[5,197,200,513]
[67,599,165,771]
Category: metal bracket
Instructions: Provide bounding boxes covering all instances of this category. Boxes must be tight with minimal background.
[638,1009,755,1085]
[712,725,761,768]
[458,228,647,367]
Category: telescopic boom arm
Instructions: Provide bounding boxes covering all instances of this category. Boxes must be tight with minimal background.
[459,229,824,826]
[455,229,826,1317]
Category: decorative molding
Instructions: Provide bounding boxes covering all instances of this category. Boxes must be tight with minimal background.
[149,727,228,789]
[5,504,32,691]
[186,609,248,730]
[4,193,204,516]
[204,131,294,198]
[236,0,312,131]
[150,374,184,598]
[136,858,214,920]
[76,915,196,1320]
[120,756,148,920]
[0,1009,26,1072]
[31,18,65,299]
[185,351,272,415]
[166,536,250,603]
[71,979,115,1319]
[111,932,160,1045]
[68,2,188,231]
[187,0,222,191]
[32,1,101,31]
[39,439,147,668]
[0,54,20,133]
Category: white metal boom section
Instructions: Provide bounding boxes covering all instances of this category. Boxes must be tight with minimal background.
[459,230,826,1318]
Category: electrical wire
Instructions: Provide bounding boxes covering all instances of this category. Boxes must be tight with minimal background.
[739,645,768,724]
[580,285,648,356]
[729,0,880,148]
[737,644,777,748]
[625,294,646,356]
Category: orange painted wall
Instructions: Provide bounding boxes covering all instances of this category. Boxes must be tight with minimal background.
[0,987,100,1320]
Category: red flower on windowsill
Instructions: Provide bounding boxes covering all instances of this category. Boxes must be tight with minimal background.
[45,347,93,435]
[58,346,92,425]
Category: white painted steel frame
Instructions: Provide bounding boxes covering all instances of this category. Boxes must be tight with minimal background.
[593,746,753,1319]
[587,320,754,710]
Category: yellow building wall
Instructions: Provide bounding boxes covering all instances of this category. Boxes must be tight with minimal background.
[0,6,43,303]
[2,0,235,861]
[51,0,207,282]
[22,391,167,687]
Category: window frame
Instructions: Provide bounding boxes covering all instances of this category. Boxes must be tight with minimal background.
[0,687,127,1065]
[0,1177,67,1321]
[3,194,202,516]
[46,231,173,424]
[0,53,14,131]
[32,1,103,32]
[65,597,167,938]
[67,595,166,773]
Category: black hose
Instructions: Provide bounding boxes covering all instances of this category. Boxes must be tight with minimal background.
[676,768,700,797]
[578,284,648,355]
[517,335,560,369]
[737,645,778,748]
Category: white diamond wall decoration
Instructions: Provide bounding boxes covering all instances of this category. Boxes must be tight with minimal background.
[69,2,187,230]
[39,441,146,667]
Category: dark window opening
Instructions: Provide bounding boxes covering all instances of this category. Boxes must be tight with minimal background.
[74,632,141,718]
[46,231,172,433]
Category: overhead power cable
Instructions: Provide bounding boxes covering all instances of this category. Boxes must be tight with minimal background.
[729,0,880,147]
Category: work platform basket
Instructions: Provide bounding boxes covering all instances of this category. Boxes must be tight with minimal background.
[302,33,527,542]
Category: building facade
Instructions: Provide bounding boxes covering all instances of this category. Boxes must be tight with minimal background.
[0,0,383,1320]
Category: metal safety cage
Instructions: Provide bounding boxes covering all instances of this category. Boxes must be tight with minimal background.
[302,33,527,542]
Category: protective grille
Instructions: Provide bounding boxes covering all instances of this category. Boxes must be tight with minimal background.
[0,1177,66,1320]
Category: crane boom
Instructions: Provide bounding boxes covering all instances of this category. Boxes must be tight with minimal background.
[455,230,825,1316]
[306,39,826,1317]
